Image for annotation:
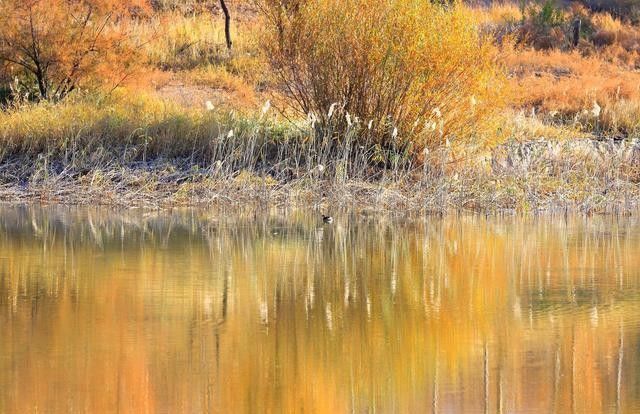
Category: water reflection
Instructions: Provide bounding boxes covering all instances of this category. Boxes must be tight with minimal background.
[1,206,640,413]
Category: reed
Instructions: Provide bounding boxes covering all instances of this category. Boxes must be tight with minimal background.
[0,93,638,213]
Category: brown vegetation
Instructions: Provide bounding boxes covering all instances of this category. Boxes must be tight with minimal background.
[0,0,640,212]
[0,0,149,101]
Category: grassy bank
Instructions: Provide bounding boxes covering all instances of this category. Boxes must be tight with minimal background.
[1,1,640,213]
[1,93,638,213]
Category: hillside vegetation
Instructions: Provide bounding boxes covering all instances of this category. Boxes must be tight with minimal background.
[0,0,639,212]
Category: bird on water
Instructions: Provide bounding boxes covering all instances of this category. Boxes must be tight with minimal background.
[322,214,333,224]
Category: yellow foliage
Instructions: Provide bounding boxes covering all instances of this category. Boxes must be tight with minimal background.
[260,0,508,154]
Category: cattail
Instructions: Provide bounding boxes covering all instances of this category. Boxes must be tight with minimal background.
[392,127,398,139]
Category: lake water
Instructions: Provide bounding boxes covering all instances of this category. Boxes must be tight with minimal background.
[1,206,639,413]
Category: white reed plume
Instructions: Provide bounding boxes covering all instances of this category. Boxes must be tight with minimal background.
[307,112,317,129]
[591,100,601,118]
[327,103,338,119]
[261,100,271,115]
[425,120,436,131]
[205,100,214,111]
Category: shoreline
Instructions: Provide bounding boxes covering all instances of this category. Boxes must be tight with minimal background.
[2,136,639,214]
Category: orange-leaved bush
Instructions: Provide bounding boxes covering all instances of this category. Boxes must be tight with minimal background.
[259,0,507,157]
[0,0,149,101]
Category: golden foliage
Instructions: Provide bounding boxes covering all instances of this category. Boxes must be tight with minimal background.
[259,0,508,154]
[1,210,639,412]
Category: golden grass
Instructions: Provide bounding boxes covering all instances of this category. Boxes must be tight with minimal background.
[468,1,640,137]
[79,2,640,140]
[0,92,638,213]
[470,1,522,26]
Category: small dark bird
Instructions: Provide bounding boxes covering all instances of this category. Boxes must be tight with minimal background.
[322,214,333,224]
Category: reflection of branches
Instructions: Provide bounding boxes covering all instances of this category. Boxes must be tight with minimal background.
[4,205,640,412]
[616,322,624,414]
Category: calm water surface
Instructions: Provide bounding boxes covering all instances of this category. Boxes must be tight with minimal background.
[1,206,640,413]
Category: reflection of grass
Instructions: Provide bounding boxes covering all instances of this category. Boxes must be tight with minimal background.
[2,206,640,412]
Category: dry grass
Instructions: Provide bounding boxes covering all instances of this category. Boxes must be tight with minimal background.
[470,1,640,138]
[0,93,639,213]
[122,9,269,111]
[505,49,640,134]
[2,1,640,213]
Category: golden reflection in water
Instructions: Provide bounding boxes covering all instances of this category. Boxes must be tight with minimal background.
[1,206,640,413]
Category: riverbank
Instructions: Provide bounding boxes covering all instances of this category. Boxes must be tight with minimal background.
[2,2,640,214]
[2,136,638,213]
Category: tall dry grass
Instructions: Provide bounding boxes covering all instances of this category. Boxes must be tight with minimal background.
[474,1,640,137]
[1,92,639,213]
[0,92,431,183]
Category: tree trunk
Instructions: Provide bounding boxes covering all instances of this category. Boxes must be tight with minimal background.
[572,19,581,48]
[219,0,232,50]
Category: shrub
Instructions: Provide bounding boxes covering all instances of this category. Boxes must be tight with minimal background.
[592,29,617,47]
[517,0,568,49]
[0,0,149,101]
[578,0,640,21]
[259,0,507,157]
[528,0,565,29]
